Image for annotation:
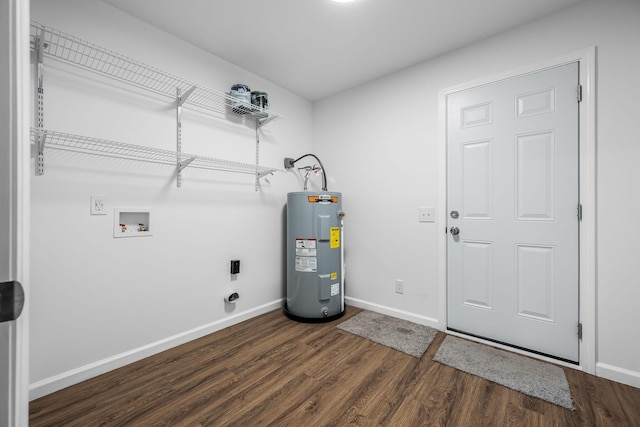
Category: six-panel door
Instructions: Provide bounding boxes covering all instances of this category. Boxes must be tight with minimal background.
[447,63,580,362]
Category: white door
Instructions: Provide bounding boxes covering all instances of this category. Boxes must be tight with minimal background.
[1,0,29,425]
[447,63,579,362]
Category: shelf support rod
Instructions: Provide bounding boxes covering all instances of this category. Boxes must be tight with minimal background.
[35,130,47,175]
[176,86,196,187]
[255,117,261,191]
[35,28,46,175]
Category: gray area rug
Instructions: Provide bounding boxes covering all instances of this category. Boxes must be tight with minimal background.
[433,335,574,410]
[337,310,438,358]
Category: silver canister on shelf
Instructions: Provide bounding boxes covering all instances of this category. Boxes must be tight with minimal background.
[250,91,269,118]
[230,83,251,114]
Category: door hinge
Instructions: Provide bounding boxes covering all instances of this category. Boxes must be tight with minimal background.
[577,322,583,340]
[578,204,583,221]
[577,84,583,102]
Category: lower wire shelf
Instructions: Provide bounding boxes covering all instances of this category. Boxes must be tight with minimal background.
[31,128,280,183]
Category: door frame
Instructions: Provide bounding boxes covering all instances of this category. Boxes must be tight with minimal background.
[0,0,30,424]
[437,47,596,374]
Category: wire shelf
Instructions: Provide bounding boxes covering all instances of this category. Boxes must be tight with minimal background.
[31,128,280,177]
[30,21,282,124]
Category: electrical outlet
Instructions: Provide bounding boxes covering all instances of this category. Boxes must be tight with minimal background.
[395,279,404,294]
[90,195,106,215]
[284,157,295,169]
[418,207,435,223]
[230,260,240,274]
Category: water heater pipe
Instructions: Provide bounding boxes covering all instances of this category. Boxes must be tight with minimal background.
[287,153,328,191]
[339,211,346,311]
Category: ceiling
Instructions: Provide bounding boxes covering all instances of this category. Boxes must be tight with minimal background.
[102,0,586,101]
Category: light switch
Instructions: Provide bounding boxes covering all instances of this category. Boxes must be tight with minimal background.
[418,207,435,223]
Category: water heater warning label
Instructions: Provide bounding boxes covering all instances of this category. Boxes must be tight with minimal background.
[296,239,316,249]
[295,256,317,272]
[330,227,340,249]
[331,283,340,296]
[295,238,317,272]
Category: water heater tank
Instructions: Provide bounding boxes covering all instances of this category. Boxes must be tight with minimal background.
[284,191,345,322]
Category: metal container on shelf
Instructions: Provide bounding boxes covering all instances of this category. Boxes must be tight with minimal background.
[250,91,269,118]
[230,83,251,114]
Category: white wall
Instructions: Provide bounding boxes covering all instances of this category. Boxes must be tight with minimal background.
[29,0,314,398]
[314,0,640,387]
[30,0,640,397]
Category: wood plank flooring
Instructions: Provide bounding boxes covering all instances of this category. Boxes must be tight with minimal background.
[30,306,640,426]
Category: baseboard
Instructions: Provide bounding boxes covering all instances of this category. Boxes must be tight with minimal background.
[345,296,441,330]
[596,362,640,389]
[29,298,285,401]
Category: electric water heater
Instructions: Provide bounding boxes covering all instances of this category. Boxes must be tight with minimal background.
[284,191,345,321]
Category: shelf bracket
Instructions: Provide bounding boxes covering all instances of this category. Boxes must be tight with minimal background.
[178,156,196,172]
[178,86,196,108]
[256,170,274,179]
[176,86,196,187]
[257,115,277,127]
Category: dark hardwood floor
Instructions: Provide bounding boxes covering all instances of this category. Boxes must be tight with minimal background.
[30,306,640,426]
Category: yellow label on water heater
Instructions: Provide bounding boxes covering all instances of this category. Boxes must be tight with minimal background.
[330,227,340,249]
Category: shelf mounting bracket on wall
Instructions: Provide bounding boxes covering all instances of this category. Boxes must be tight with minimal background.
[253,117,276,189]
[35,130,47,174]
[34,28,46,175]
[254,118,261,191]
[176,86,196,187]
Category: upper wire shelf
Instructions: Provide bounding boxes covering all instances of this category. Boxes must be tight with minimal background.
[31,128,280,178]
[29,21,282,125]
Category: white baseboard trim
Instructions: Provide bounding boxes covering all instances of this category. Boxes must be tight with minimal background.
[29,298,284,401]
[345,297,441,330]
[596,362,640,389]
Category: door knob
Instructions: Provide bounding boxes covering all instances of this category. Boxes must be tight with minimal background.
[0,281,25,322]
[450,226,460,236]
